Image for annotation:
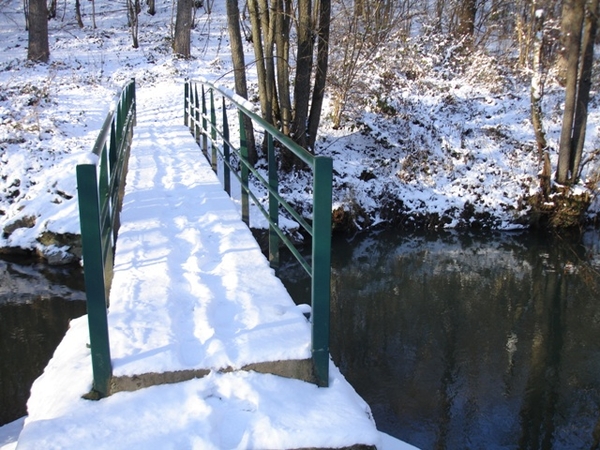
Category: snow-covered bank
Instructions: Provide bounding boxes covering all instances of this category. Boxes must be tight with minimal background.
[1,0,599,263]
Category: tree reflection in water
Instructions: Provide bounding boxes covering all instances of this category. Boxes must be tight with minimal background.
[280,230,600,450]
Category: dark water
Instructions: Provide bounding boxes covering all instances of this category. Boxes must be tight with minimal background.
[0,256,86,426]
[280,229,600,450]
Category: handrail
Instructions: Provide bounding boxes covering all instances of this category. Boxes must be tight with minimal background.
[76,79,136,398]
[184,79,333,387]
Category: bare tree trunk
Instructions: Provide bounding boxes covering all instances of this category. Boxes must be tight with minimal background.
[226,0,249,101]
[128,0,140,48]
[75,0,83,28]
[48,0,57,19]
[569,0,599,183]
[530,7,551,197]
[241,0,330,159]
[306,0,331,151]
[556,0,585,184]
[225,0,257,164]
[247,0,272,123]
[173,0,192,57]
[258,0,277,125]
[455,0,478,43]
[291,0,313,148]
[435,0,445,30]
[91,0,96,29]
[27,0,49,62]
[274,0,291,135]
[354,0,363,18]
[23,0,29,30]
[147,0,156,15]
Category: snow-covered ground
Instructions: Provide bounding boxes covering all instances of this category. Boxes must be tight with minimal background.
[0,416,410,450]
[1,0,599,263]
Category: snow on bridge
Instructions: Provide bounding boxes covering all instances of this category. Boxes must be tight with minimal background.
[14,82,416,450]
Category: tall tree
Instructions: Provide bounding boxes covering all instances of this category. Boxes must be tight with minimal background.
[568,0,599,183]
[290,0,313,148]
[306,0,331,150]
[530,6,552,197]
[128,0,140,48]
[245,0,331,153]
[455,0,478,43]
[75,0,83,28]
[556,0,598,184]
[225,0,257,163]
[48,0,57,19]
[147,0,156,15]
[23,0,29,30]
[274,0,292,136]
[247,0,274,125]
[27,0,49,62]
[173,0,192,58]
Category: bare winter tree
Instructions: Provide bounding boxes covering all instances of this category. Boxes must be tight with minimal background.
[567,0,599,181]
[173,0,192,58]
[245,0,331,153]
[27,0,49,62]
[455,0,478,43]
[556,0,599,185]
[48,0,57,19]
[91,0,97,29]
[128,0,141,48]
[23,0,29,30]
[328,0,403,128]
[75,0,83,28]
[530,6,552,197]
[147,0,156,15]
[225,0,257,164]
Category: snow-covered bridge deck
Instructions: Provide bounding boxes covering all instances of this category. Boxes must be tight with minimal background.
[14,83,414,450]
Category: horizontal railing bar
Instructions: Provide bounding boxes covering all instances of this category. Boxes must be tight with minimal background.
[203,130,313,274]
[237,167,312,276]
[199,117,315,238]
[190,78,317,169]
[91,90,130,158]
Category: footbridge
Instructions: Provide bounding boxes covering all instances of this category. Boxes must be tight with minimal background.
[14,80,412,449]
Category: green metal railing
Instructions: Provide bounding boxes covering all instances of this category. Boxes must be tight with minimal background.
[184,79,333,387]
[76,79,136,398]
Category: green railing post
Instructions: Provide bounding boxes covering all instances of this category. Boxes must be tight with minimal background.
[98,148,110,226]
[194,85,200,145]
[267,132,279,271]
[210,89,217,172]
[222,97,231,196]
[184,80,189,127]
[311,156,333,387]
[201,86,208,156]
[238,110,250,226]
[130,78,136,127]
[77,164,112,398]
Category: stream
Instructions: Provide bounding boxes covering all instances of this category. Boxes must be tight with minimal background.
[280,229,600,450]
[2,229,600,449]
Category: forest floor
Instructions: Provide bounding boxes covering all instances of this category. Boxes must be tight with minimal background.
[1,0,600,263]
